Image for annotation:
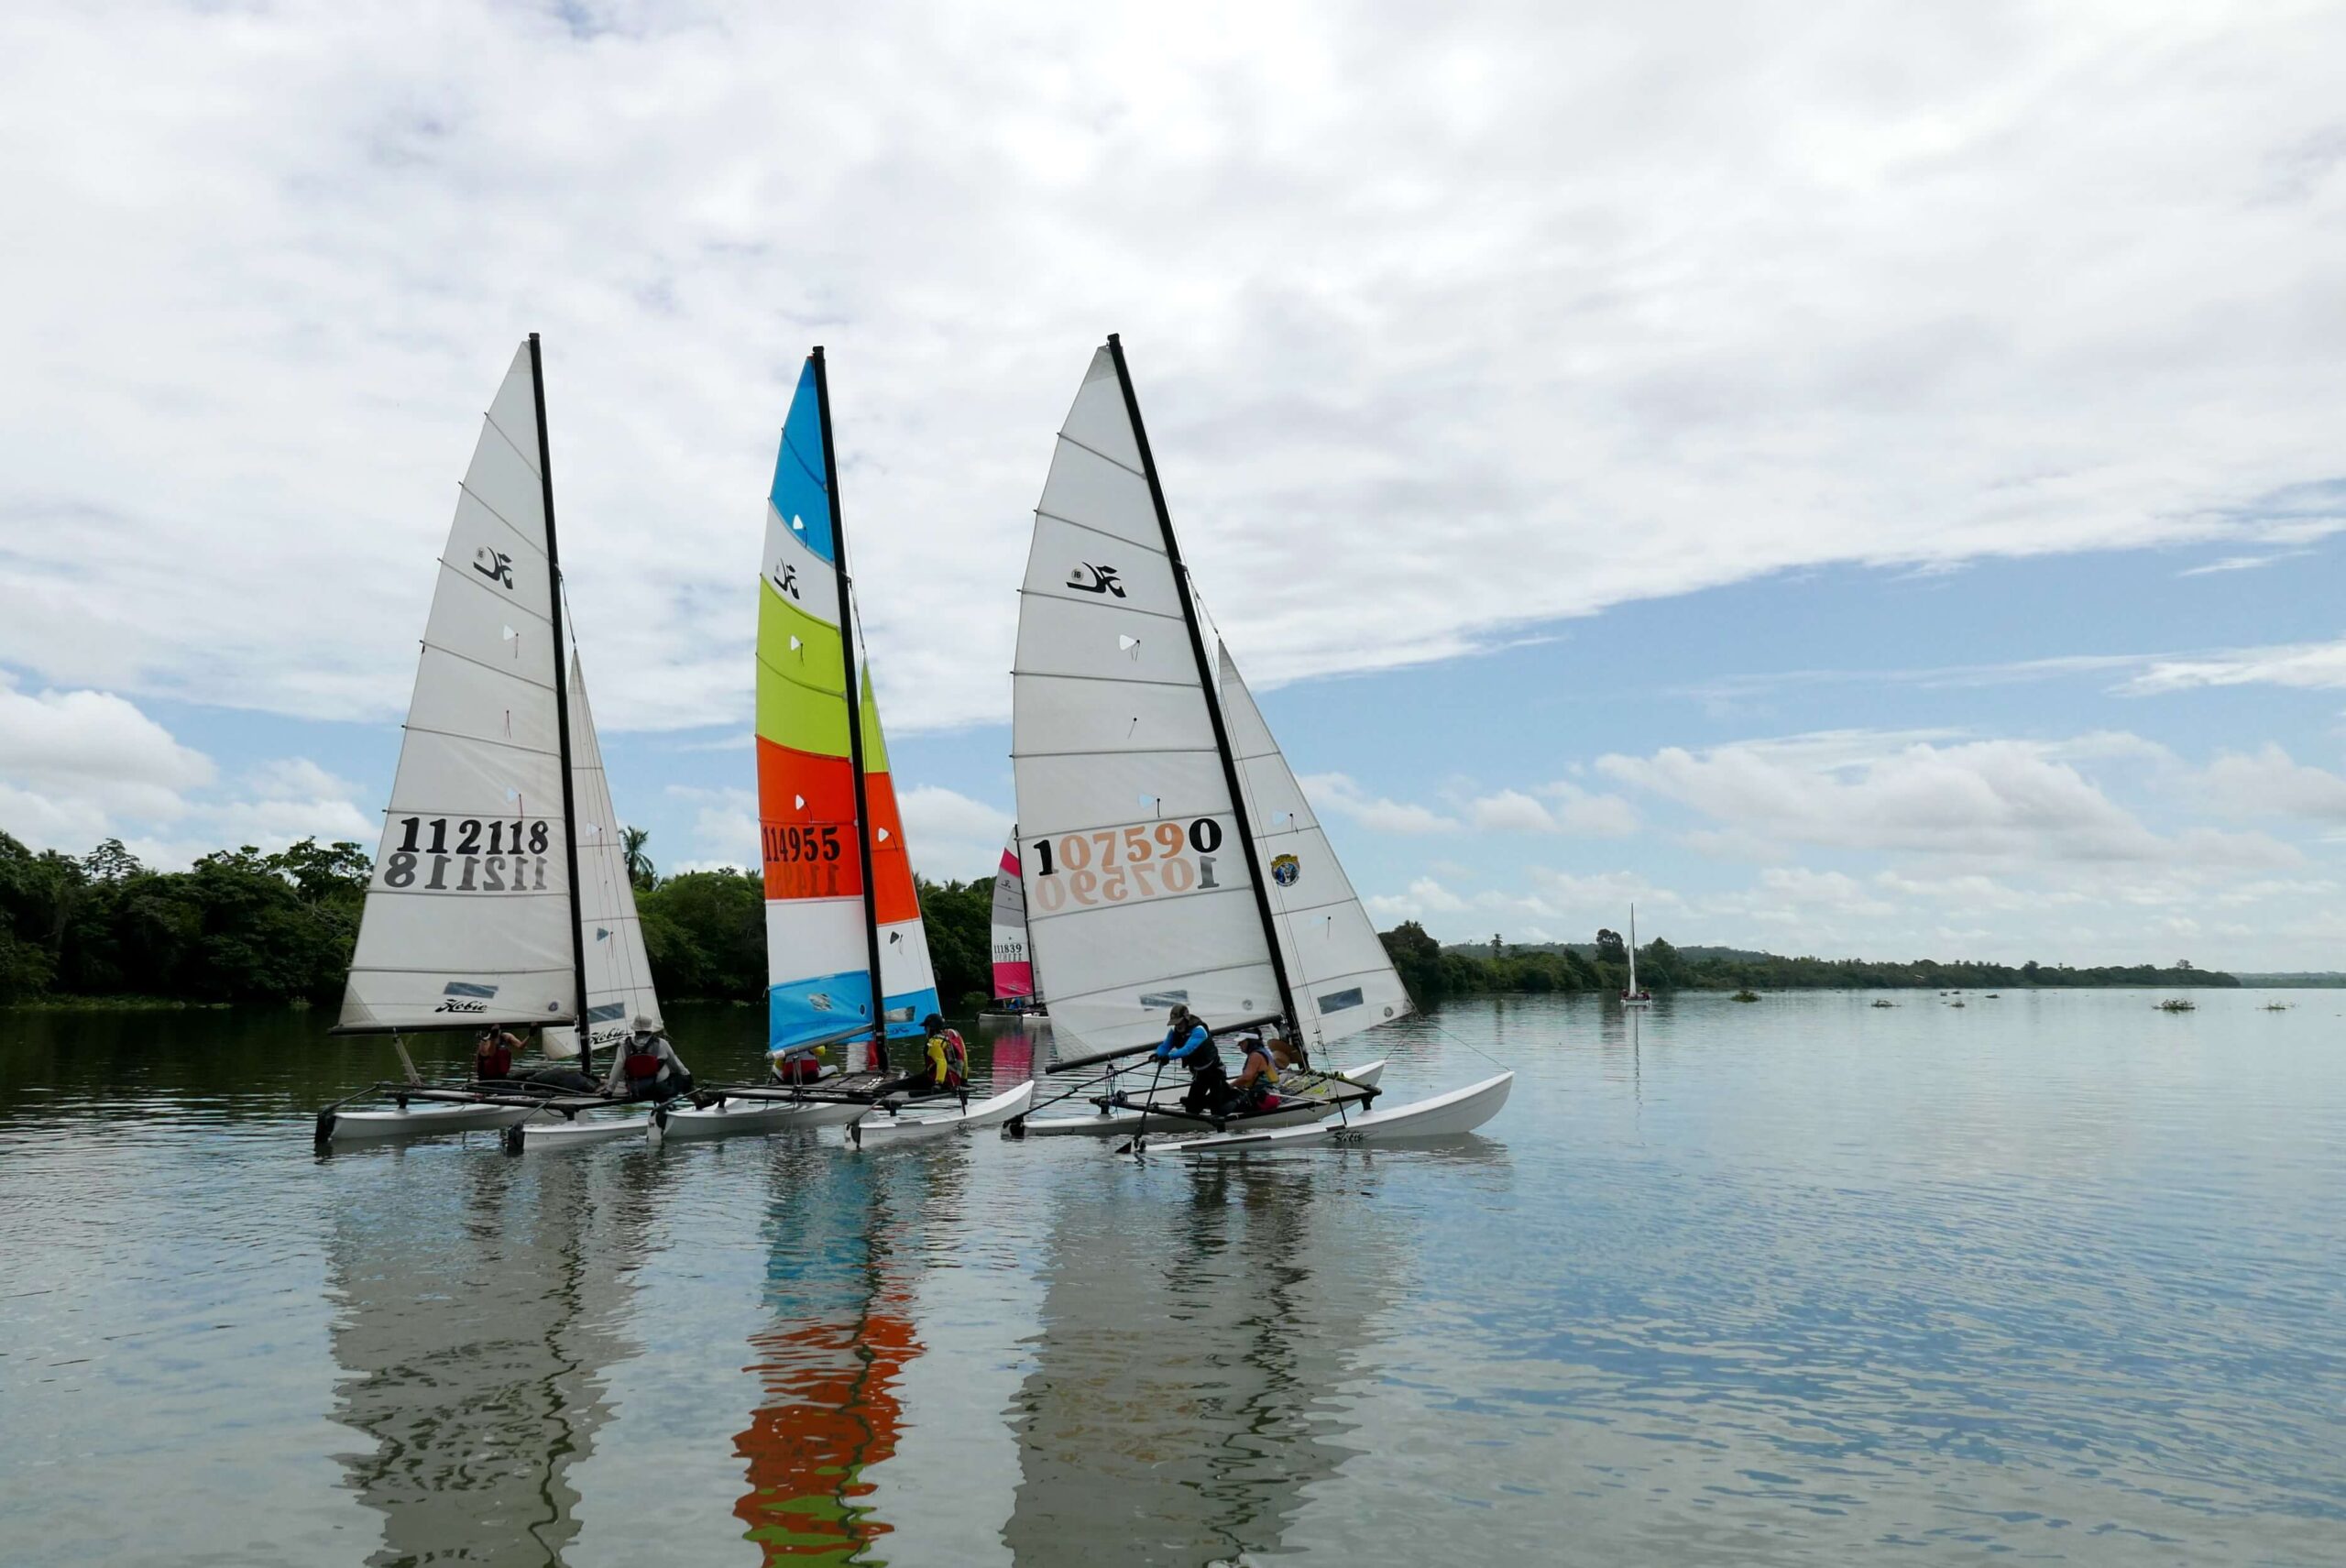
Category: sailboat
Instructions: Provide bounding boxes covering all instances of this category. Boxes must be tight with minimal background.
[1007,337,1509,1152]
[982,829,1046,1015]
[659,347,1032,1143]
[313,336,657,1147]
[1621,902,1653,1005]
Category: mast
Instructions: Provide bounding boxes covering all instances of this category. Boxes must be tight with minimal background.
[1628,904,1638,995]
[1104,333,1301,1039]
[530,332,593,1078]
[811,346,891,1069]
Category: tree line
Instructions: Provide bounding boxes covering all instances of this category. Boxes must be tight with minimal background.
[0,829,2236,1011]
[1374,920,2239,1003]
[0,831,1002,1011]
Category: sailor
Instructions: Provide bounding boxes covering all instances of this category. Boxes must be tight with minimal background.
[769,1044,825,1085]
[605,1015,692,1102]
[473,1026,521,1082]
[917,1013,968,1091]
[1222,1029,1283,1115]
[1154,1003,1226,1116]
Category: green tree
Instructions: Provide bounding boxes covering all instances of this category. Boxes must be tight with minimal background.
[621,826,656,892]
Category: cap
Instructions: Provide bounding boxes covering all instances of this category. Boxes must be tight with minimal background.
[923,1013,946,1032]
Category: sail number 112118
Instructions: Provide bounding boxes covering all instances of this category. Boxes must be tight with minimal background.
[1027,817,1227,913]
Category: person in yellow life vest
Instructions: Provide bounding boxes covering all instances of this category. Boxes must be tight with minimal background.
[918,1013,968,1091]
[1222,1028,1282,1114]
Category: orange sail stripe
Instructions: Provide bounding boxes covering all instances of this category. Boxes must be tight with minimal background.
[860,768,920,927]
[757,739,861,903]
[756,736,919,926]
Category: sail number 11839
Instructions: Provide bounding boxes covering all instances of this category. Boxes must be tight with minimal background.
[1027,817,1227,913]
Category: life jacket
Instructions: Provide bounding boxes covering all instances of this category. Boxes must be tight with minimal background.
[772,1054,821,1083]
[940,1027,969,1085]
[623,1045,664,1083]
[1181,1027,1223,1078]
[476,1043,512,1080]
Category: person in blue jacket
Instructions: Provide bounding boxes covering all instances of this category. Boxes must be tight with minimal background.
[1154,1003,1227,1116]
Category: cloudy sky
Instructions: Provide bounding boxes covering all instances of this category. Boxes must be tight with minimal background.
[4,1,2345,968]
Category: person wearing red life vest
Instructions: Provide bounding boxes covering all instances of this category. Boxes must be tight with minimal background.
[603,1015,692,1101]
[472,1027,521,1083]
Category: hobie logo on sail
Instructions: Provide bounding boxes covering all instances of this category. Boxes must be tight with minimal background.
[433,980,499,1014]
[471,547,514,588]
[769,558,800,600]
[1067,563,1125,598]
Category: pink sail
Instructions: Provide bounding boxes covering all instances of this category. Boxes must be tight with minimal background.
[990,835,1036,1001]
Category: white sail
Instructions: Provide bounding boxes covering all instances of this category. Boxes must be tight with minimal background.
[1010,347,1280,1056]
[543,653,661,1059]
[1218,644,1411,1053]
[338,344,576,1033]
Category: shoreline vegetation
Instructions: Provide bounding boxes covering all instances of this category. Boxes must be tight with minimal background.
[0,833,2252,1014]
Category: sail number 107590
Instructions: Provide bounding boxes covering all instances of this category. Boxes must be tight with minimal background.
[1027,817,1226,913]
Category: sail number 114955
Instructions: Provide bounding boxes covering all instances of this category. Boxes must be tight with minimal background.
[1027,817,1227,913]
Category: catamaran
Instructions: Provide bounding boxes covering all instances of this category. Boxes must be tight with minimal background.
[656,348,1031,1145]
[1622,902,1653,1005]
[1006,337,1510,1152]
[313,336,663,1148]
[983,830,1046,1015]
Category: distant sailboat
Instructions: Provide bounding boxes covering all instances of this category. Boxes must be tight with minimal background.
[313,336,653,1147]
[985,828,1045,1014]
[1622,903,1652,1005]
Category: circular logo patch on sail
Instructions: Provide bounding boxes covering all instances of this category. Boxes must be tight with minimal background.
[1271,853,1301,887]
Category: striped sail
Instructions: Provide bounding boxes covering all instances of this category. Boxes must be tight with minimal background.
[757,358,939,1068]
[1218,643,1411,1052]
[543,653,662,1059]
[990,831,1035,1002]
[338,343,576,1033]
[1010,346,1280,1057]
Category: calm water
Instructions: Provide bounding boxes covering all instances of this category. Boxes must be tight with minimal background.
[1,991,2341,1566]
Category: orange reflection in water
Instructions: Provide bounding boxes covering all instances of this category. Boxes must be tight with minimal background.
[733,1291,920,1564]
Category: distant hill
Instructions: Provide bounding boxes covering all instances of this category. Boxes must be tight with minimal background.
[2232,973,2346,988]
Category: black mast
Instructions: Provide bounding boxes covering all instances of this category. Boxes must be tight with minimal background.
[529,333,594,1080]
[1104,333,1302,1038]
[811,347,892,1073]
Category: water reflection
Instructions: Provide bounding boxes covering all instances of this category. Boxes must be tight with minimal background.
[734,1139,970,1563]
[327,1146,674,1566]
[1004,1157,1400,1566]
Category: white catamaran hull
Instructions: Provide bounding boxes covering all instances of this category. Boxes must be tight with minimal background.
[657,1095,872,1141]
[1168,1072,1514,1156]
[521,1110,649,1147]
[850,1080,1035,1147]
[1022,1061,1387,1138]
[324,1102,537,1144]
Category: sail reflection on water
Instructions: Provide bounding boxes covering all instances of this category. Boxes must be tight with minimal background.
[1005,1159,1401,1567]
[326,1148,671,1565]
[732,1141,968,1563]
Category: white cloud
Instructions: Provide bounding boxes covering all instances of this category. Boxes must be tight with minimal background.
[2126,638,2346,696]
[895,784,1014,880]
[2176,553,2302,577]
[1300,773,1459,835]
[0,674,214,825]
[1466,788,1555,833]
[1598,729,2295,868]
[5,5,2346,737]
[2201,744,2346,821]
[668,784,758,872]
